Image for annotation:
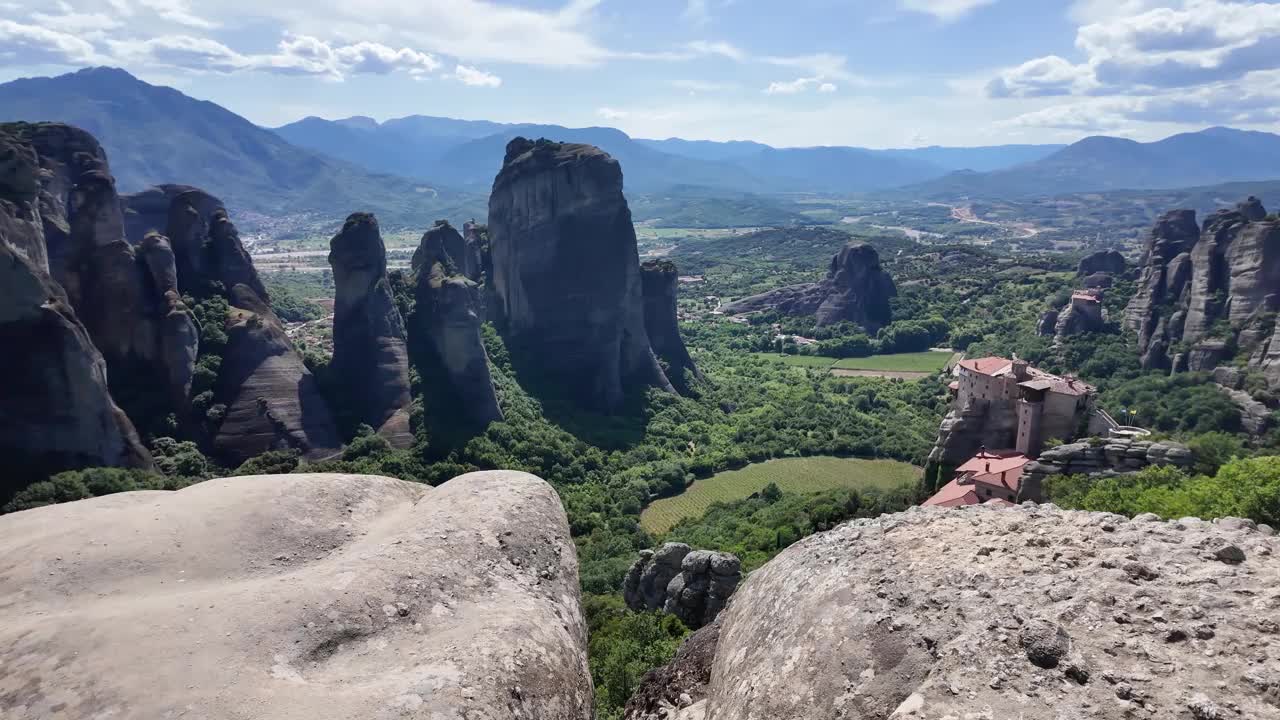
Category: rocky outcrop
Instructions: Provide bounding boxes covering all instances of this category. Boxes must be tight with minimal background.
[1217,384,1273,435]
[328,213,412,447]
[926,394,1021,468]
[625,619,721,720]
[1077,249,1126,278]
[212,285,341,466]
[1054,292,1105,337]
[722,242,896,332]
[0,470,593,718]
[641,260,700,392]
[1126,199,1280,386]
[3,123,200,422]
[623,543,742,630]
[488,138,674,411]
[657,504,1279,720]
[1018,438,1193,501]
[0,235,152,499]
[1035,309,1058,336]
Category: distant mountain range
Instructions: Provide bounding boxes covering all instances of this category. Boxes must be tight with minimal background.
[4,67,1280,224]
[0,67,480,224]
[904,127,1280,199]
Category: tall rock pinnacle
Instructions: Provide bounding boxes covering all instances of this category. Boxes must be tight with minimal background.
[640,260,700,393]
[487,137,674,412]
[328,213,413,447]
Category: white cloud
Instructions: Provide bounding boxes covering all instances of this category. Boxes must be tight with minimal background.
[899,0,997,21]
[766,77,821,95]
[818,82,837,93]
[762,52,853,81]
[335,42,441,76]
[685,40,746,61]
[453,64,502,87]
[134,0,217,29]
[672,79,737,93]
[0,19,101,64]
[29,4,123,35]
[597,107,629,120]
[987,55,1094,97]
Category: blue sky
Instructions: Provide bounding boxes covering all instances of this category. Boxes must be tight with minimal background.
[2,0,1279,147]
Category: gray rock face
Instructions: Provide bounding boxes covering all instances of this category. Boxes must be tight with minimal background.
[412,224,503,428]
[212,285,341,466]
[926,393,1022,468]
[1216,384,1273,435]
[641,259,700,393]
[623,544,742,630]
[1054,293,1105,337]
[0,470,593,719]
[1036,309,1059,336]
[625,619,720,720]
[1018,438,1194,501]
[1127,199,1280,385]
[0,235,152,499]
[328,213,413,447]
[488,138,674,412]
[722,242,896,332]
[1078,249,1126,277]
[670,504,1280,720]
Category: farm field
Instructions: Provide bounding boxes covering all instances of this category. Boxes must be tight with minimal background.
[751,350,957,376]
[639,456,922,535]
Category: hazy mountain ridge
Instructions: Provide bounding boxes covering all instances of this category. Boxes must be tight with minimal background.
[0,68,479,225]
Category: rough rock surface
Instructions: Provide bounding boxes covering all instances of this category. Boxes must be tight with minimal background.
[411,223,503,427]
[488,137,674,411]
[1036,309,1059,336]
[1019,438,1194,501]
[1054,293,1105,337]
[668,504,1280,720]
[212,285,341,465]
[722,242,897,332]
[0,471,593,719]
[623,543,742,630]
[414,220,482,282]
[641,259,700,392]
[1216,384,1274,435]
[1078,249,1126,277]
[926,392,1022,468]
[3,123,199,419]
[328,213,413,447]
[625,619,720,720]
[0,234,152,498]
[1126,199,1280,386]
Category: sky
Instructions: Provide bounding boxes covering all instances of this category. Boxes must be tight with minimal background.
[2,0,1279,148]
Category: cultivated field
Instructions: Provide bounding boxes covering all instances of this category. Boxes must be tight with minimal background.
[640,456,922,535]
[751,350,956,377]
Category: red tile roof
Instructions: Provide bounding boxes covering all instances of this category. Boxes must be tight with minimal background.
[957,356,1013,376]
[922,479,979,508]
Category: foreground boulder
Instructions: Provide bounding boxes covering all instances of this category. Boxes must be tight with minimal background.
[488,137,674,412]
[722,242,896,332]
[650,504,1280,720]
[0,471,593,719]
[328,213,413,447]
[0,236,152,499]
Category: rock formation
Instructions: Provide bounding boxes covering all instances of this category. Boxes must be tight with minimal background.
[488,138,674,411]
[1035,309,1058,336]
[1018,438,1194,501]
[625,619,721,720]
[623,543,742,630]
[411,221,504,428]
[0,235,153,499]
[721,242,896,332]
[1077,249,1126,278]
[1126,199,1280,385]
[0,470,593,718]
[213,285,341,466]
[1053,290,1106,337]
[641,260,700,392]
[3,123,200,423]
[328,213,413,446]
[640,504,1279,720]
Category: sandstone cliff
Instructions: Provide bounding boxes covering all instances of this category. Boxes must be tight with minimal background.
[488,138,674,411]
[631,504,1280,720]
[212,285,341,465]
[328,213,413,447]
[0,471,593,719]
[0,235,152,499]
[1126,199,1280,385]
[411,223,504,428]
[1077,249,1126,278]
[641,260,701,393]
[3,123,199,423]
[721,242,896,332]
